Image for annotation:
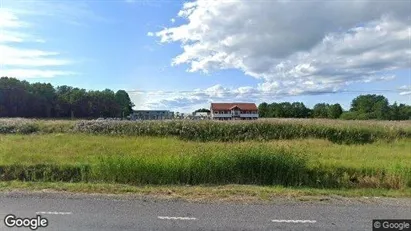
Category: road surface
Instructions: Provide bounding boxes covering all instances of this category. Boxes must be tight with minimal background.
[1,191,410,231]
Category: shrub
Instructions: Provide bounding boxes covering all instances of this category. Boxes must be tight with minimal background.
[0,118,39,134]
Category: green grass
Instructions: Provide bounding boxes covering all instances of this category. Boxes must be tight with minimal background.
[1,134,410,169]
[0,134,410,189]
[1,181,411,201]
[1,118,410,194]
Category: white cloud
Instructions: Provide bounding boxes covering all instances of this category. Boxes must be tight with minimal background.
[0,8,72,79]
[128,83,331,111]
[400,91,411,96]
[1,69,75,79]
[6,1,113,26]
[0,45,71,67]
[399,85,411,96]
[148,0,411,109]
[0,1,105,79]
[170,18,175,24]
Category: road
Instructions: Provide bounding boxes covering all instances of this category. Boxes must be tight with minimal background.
[1,191,410,231]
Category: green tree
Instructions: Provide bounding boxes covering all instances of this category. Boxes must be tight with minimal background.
[312,103,329,118]
[258,102,269,117]
[340,111,359,120]
[350,94,390,120]
[0,77,31,117]
[278,102,292,117]
[290,102,310,118]
[115,90,134,118]
[397,103,411,120]
[372,99,390,120]
[194,108,211,113]
[29,83,57,117]
[328,103,343,119]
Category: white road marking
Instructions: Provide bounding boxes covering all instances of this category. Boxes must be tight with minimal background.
[158,216,197,220]
[272,219,317,224]
[36,211,72,215]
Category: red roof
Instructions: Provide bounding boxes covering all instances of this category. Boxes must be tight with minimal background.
[210,103,258,111]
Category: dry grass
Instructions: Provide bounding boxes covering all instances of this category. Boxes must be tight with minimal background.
[2,118,410,144]
[1,181,411,201]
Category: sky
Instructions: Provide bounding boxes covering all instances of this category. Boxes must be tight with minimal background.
[0,0,410,113]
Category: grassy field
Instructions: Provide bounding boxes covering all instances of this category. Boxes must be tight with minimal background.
[0,133,410,190]
[1,118,410,197]
[1,134,410,169]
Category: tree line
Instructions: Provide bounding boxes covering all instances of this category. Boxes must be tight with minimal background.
[193,108,211,114]
[0,77,134,118]
[258,94,411,120]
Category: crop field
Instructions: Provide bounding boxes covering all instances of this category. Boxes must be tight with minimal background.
[1,118,411,143]
[0,118,410,191]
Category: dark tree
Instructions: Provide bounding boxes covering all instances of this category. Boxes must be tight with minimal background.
[258,102,310,118]
[258,95,409,120]
[194,108,211,113]
[312,103,329,118]
[0,77,134,119]
[328,104,343,119]
[115,90,134,118]
[258,102,269,117]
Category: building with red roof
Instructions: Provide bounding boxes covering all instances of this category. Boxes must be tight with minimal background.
[210,103,259,120]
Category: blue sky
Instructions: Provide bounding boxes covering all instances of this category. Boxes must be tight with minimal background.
[1,0,410,112]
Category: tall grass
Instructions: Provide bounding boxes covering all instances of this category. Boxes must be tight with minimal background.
[94,147,308,186]
[93,147,411,189]
[1,119,410,144]
[0,148,409,189]
[72,120,410,144]
[0,133,410,189]
[0,164,90,182]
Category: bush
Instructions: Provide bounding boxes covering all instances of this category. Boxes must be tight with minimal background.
[340,112,359,120]
[0,118,39,134]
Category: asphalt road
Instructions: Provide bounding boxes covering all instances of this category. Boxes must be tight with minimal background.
[1,192,410,231]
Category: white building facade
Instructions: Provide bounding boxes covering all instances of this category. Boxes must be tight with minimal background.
[130,110,174,120]
[210,103,259,120]
[193,112,211,120]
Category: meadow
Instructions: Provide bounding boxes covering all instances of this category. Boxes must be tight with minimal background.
[0,118,410,192]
